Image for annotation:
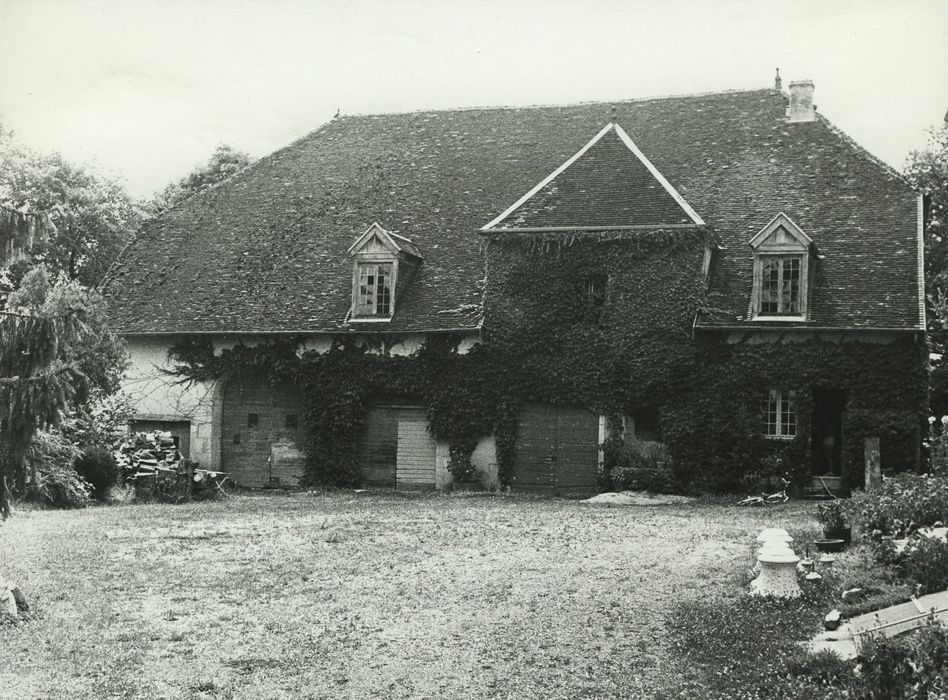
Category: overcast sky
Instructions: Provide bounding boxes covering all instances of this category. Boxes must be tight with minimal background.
[1,0,946,199]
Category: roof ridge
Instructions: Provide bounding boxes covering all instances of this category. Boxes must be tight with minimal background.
[334,87,778,122]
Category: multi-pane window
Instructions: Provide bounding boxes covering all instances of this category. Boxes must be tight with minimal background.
[759,257,801,315]
[356,262,393,317]
[763,389,797,438]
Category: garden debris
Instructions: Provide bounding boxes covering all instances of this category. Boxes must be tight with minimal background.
[584,491,693,506]
[824,609,841,630]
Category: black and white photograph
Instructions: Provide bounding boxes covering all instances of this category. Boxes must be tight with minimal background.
[2,1,948,697]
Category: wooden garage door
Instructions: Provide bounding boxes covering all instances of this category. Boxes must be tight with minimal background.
[221,371,305,488]
[359,406,436,489]
[514,404,599,495]
[395,407,437,490]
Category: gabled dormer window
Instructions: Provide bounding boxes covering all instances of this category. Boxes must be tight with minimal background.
[347,223,422,322]
[748,213,819,322]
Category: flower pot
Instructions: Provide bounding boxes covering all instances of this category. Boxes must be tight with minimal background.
[823,527,852,545]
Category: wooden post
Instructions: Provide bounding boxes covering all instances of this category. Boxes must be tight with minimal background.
[864,436,881,490]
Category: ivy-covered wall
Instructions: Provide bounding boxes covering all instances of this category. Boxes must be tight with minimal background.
[167,228,928,492]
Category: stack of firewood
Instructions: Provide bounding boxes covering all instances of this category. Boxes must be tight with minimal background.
[115,431,183,480]
[114,431,228,502]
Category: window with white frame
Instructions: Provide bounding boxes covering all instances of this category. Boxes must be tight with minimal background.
[355,262,393,317]
[759,255,803,315]
[763,389,797,438]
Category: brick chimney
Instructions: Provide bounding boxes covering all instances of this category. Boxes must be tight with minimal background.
[788,80,816,122]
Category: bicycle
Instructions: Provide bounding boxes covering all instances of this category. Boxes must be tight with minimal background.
[737,478,790,506]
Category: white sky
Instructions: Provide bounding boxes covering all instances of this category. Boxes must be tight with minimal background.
[1,0,946,199]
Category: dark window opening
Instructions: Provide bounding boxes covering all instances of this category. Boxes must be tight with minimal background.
[286,414,298,430]
[632,409,661,442]
[233,433,241,444]
[247,413,259,429]
[585,274,607,322]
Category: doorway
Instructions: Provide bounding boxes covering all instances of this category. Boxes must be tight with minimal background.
[811,389,846,476]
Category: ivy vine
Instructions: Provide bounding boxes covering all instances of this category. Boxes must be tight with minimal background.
[167,228,928,492]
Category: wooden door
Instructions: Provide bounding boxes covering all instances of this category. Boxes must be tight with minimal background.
[360,407,398,487]
[395,407,437,490]
[514,404,598,495]
[513,404,558,491]
[555,407,600,495]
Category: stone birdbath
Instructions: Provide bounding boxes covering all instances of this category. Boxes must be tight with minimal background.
[751,548,802,598]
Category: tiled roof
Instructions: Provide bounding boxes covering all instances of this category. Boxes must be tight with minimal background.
[106,88,921,333]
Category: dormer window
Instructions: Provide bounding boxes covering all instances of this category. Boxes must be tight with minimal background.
[347,223,422,322]
[748,213,819,322]
[356,262,393,317]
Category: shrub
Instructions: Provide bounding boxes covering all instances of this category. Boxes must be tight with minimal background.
[785,649,854,688]
[25,429,91,509]
[853,619,948,699]
[30,461,92,509]
[897,536,948,594]
[74,446,120,501]
[739,452,791,495]
[605,440,678,493]
[446,448,477,484]
[847,474,948,537]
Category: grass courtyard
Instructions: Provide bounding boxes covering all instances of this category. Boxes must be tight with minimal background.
[0,492,823,699]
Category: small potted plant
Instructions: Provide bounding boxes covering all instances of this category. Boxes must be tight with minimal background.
[816,499,852,547]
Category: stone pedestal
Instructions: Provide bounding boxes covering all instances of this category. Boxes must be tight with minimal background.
[751,551,802,598]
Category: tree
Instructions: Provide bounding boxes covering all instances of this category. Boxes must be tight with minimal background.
[906,124,948,414]
[0,125,141,288]
[0,266,128,517]
[0,300,86,518]
[149,144,252,215]
[906,124,948,322]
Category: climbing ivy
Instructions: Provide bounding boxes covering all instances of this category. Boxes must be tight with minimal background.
[167,227,928,492]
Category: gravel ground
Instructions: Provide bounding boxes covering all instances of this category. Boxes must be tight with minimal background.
[0,492,818,699]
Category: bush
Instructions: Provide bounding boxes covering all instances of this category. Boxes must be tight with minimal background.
[898,536,948,594]
[605,440,678,493]
[25,429,91,509]
[847,474,948,537]
[74,446,120,501]
[854,619,948,699]
[30,461,92,509]
[785,649,854,687]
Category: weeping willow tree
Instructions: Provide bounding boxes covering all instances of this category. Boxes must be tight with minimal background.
[0,310,87,518]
